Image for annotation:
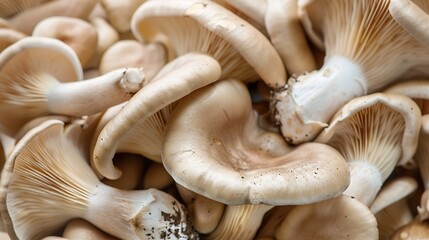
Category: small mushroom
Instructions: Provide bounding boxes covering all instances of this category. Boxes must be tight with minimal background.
[274,195,378,239]
[316,93,421,206]
[131,0,286,88]
[391,219,429,240]
[0,119,197,240]
[272,0,429,144]
[389,0,429,48]
[32,16,98,68]
[93,52,222,179]
[162,79,349,205]
[0,37,145,137]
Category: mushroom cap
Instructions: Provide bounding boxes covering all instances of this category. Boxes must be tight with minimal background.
[0,0,50,18]
[162,79,349,205]
[0,28,26,52]
[316,93,421,169]
[274,195,378,240]
[131,0,286,88]
[0,37,83,137]
[32,16,98,67]
[391,219,429,240]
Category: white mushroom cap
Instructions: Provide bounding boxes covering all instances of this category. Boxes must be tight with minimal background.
[274,195,378,240]
[163,79,349,205]
[316,93,421,205]
[131,0,286,88]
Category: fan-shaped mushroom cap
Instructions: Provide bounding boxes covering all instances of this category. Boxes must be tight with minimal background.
[274,195,378,240]
[389,0,429,48]
[0,37,145,138]
[0,0,50,18]
[131,0,286,88]
[92,52,222,179]
[272,0,429,144]
[32,16,98,67]
[163,79,349,205]
[316,93,421,205]
[0,119,197,240]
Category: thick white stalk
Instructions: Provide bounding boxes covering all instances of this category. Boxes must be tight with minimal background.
[47,68,144,116]
[274,55,367,144]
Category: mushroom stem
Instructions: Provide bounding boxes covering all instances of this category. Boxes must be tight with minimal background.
[389,0,429,48]
[85,185,197,240]
[47,68,144,116]
[93,53,222,179]
[273,55,367,144]
[343,161,383,206]
[206,204,274,240]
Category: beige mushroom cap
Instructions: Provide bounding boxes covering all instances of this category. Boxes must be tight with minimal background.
[0,0,50,18]
[32,16,98,67]
[163,79,349,205]
[274,195,378,240]
[131,0,286,88]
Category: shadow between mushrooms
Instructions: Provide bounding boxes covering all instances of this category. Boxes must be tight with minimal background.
[162,79,349,205]
[0,120,197,240]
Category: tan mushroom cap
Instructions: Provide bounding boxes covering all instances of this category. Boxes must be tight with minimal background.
[93,52,222,179]
[63,219,119,240]
[131,0,286,89]
[0,28,26,52]
[375,198,414,240]
[32,16,98,67]
[0,119,197,240]
[163,79,349,205]
[315,93,421,205]
[101,0,146,33]
[274,195,378,240]
[391,219,429,240]
[0,0,50,18]
[389,0,429,48]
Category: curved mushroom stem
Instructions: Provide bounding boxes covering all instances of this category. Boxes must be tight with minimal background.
[389,0,429,48]
[93,52,222,179]
[272,55,367,144]
[206,204,274,240]
[47,67,145,116]
[85,185,198,240]
[265,0,317,74]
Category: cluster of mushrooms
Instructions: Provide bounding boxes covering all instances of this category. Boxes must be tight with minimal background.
[0,0,429,239]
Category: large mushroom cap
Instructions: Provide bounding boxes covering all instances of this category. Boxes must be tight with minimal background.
[131,0,286,88]
[0,37,82,137]
[163,79,349,205]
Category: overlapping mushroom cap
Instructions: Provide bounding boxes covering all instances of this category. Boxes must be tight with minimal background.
[131,0,286,88]
[162,79,349,205]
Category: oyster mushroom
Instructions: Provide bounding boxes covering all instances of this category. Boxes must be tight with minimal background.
[316,93,421,206]
[0,119,197,240]
[0,37,145,137]
[272,0,429,144]
[100,0,146,33]
[62,219,119,240]
[162,79,349,205]
[92,52,222,179]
